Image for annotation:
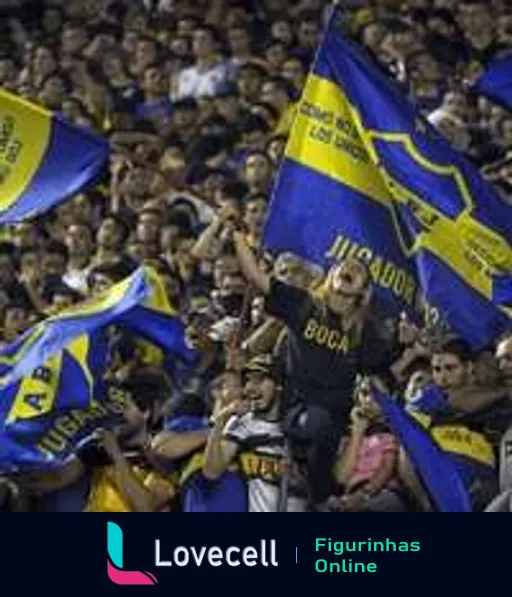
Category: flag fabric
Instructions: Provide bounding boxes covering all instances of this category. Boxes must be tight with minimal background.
[0,330,118,471]
[0,89,109,223]
[0,265,197,389]
[0,375,131,472]
[371,387,472,512]
[263,9,512,349]
[474,54,512,112]
[0,266,197,470]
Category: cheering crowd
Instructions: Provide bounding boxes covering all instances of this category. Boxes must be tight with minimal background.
[0,0,512,512]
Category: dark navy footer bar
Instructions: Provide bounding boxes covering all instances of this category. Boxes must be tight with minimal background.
[2,515,505,595]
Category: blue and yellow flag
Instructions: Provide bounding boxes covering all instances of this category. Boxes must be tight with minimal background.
[0,89,109,223]
[0,266,196,470]
[263,11,512,348]
[0,329,114,470]
[475,54,512,112]
[0,265,197,389]
[372,387,472,512]
[0,370,131,471]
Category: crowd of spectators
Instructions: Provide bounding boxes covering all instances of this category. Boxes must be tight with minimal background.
[0,0,511,512]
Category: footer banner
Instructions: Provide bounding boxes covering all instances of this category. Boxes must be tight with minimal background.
[2,516,506,594]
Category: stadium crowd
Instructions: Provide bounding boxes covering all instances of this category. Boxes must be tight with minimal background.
[0,0,512,512]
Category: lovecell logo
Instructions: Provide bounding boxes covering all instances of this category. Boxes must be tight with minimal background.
[107,522,158,586]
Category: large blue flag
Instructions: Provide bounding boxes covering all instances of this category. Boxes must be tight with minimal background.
[475,54,512,112]
[372,387,472,512]
[0,265,197,389]
[0,89,108,223]
[0,266,197,470]
[263,10,512,348]
[0,330,118,471]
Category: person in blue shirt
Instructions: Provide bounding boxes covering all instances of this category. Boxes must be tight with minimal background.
[151,371,247,512]
[407,337,512,510]
[135,62,173,126]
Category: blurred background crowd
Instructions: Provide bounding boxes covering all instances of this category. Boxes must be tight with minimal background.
[0,0,511,513]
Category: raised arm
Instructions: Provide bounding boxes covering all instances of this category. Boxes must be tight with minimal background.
[242,317,284,356]
[203,402,244,480]
[233,231,270,295]
[191,204,238,261]
[151,429,209,461]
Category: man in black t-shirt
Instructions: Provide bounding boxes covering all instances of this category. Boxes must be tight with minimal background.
[233,231,397,506]
[265,276,395,415]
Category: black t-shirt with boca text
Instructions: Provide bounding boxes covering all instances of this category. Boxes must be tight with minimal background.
[265,279,396,419]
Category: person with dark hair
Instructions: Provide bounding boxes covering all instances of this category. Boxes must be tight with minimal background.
[233,223,397,507]
[42,279,83,314]
[243,193,268,248]
[204,353,308,512]
[87,260,137,296]
[102,49,138,105]
[213,84,243,127]
[294,11,322,66]
[42,239,69,279]
[263,38,289,75]
[431,337,474,393]
[235,60,268,106]
[174,25,229,100]
[270,18,295,47]
[243,150,273,195]
[423,8,467,67]
[94,213,130,266]
[135,61,172,125]
[456,0,509,64]
[132,35,161,77]
[403,337,512,510]
[235,112,270,152]
[260,75,296,135]
[405,49,446,112]
[249,101,280,130]
[171,97,200,143]
[328,379,405,512]
[61,22,89,57]
[227,24,254,71]
[0,299,33,344]
[280,55,307,96]
[37,71,71,109]
[136,208,163,250]
[63,222,94,294]
[18,245,44,311]
[151,349,247,512]
[30,44,58,88]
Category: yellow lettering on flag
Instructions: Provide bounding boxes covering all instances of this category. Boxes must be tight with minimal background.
[307,82,512,312]
[284,74,391,206]
[409,410,495,468]
[0,90,52,211]
[6,351,63,424]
